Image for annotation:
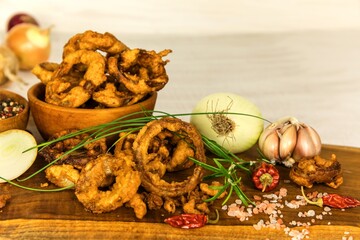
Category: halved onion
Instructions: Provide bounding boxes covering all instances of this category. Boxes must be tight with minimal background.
[0,129,37,182]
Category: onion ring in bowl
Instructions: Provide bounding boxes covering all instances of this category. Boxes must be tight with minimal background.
[53,49,107,89]
[92,83,146,107]
[31,62,60,84]
[62,30,128,58]
[133,117,206,198]
[45,78,92,108]
[75,153,141,213]
[119,48,171,95]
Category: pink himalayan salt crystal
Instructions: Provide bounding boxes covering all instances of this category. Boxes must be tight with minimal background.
[279,188,288,197]
[253,195,262,201]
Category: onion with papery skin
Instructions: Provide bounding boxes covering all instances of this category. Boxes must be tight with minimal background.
[258,116,322,167]
[0,45,25,85]
[190,92,263,154]
[7,13,39,31]
[5,23,51,70]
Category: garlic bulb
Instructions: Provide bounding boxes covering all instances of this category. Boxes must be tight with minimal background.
[258,117,321,167]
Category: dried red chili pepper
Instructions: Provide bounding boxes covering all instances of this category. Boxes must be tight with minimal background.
[301,186,360,209]
[252,162,280,192]
[164,209,219,229]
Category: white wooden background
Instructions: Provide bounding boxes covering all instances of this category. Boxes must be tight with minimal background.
[0,0,359,147]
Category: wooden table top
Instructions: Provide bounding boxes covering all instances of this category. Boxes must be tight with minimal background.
[1,145,359,239]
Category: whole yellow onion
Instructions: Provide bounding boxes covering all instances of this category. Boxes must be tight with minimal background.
[5,23,51,70]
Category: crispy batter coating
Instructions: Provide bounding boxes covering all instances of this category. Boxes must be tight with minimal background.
[163,197,177,214]
[92,83,146,107]
[75,153,141,213]
[32,30,171,108]
[126,193,147,219]
[31,62,59,84]
[45,164,80,188]
[62,30,128,57]
[44,50,106,107]
[114,132,138,156]
[39,129,107,169]
[183,198,201,214]
[45,79,92,107]
[200,181,227,199]
[119,49,171,95]
[145,192,164,210]
[166,138,195,172]
[133,117,206,198]
[54,50,107,88]
[289,154,343,188]
[115,129,195,176]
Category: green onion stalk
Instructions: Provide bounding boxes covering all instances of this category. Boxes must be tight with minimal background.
[4,110,270,206]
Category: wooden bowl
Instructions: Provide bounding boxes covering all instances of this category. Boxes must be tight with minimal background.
[0,89,30,132]
[27,83,157,141]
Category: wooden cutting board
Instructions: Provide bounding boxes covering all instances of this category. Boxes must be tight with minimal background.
[0,145,359,239]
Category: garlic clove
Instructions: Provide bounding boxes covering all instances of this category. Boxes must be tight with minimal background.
[258,116,292,149]
[258,123,276,150]
[292,125,321,160]
[279,124,297,159]
[261,131,280,160]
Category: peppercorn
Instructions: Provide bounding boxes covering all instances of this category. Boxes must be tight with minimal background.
[0,98,24,119]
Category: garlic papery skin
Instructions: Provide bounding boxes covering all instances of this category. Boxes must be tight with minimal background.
[292,125,321,160]
[279,124,297,160]
[258,117,322,167]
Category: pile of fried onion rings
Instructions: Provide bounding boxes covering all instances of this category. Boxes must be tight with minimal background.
[32,30,171,108]
[43,118,228,219]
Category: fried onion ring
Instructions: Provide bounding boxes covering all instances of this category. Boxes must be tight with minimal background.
[31,62,60,84]
[114,132,138,156]
[32,31,171,109]
[45,164,80,188]
[92,83,146,107]
[126,193,147,219]
[75,153,141,213]
[45,79,92,107]
[119,48,171,95]
[53,49,107,88]
[133,117,206,198]
[62,30,128,58]
[39,129,107,169]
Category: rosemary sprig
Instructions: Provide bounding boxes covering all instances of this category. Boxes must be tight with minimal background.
[190,136,255,206]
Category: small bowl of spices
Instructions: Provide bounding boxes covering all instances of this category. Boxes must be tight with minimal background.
[0,89,29,132]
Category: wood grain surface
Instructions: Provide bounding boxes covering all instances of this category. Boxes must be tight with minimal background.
[0,145,359,239]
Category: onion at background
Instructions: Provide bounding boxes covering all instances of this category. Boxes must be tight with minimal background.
[190,92,263,154]
[0,45,24,85]
[5,23,51,70]
[7,13,39,31]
